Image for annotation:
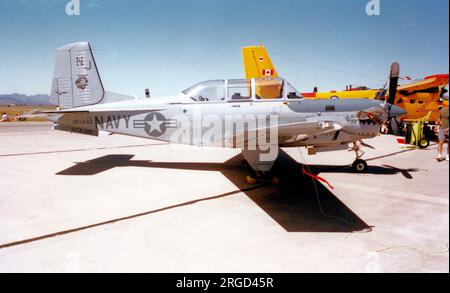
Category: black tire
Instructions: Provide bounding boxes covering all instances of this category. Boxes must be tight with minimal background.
[418,138,430,149]
[330,95,339,100]
[352,159,368,173]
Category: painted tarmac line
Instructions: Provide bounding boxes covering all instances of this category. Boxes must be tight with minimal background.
[0,143,169,157]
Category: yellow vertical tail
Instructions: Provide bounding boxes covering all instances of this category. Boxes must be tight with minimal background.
[242,46,279,79]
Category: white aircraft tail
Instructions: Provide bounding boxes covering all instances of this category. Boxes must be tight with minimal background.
[50,42,132,109]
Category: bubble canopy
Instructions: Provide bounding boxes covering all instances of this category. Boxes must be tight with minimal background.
[182,78,303,102]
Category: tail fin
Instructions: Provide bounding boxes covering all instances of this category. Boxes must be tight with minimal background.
[50,42,106,109]
[242,45,278,79]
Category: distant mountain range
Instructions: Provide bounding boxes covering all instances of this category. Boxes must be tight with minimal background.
[0,93,54,106]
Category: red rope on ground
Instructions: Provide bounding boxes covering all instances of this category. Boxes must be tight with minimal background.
[302,166,335,190]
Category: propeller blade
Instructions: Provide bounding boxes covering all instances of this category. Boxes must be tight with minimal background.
[375,89,388,100]
[387,62,400,106]
[390,117,401,136]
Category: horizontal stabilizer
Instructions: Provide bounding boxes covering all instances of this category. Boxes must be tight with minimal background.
[52,125,112,137]
[53,124,100,136]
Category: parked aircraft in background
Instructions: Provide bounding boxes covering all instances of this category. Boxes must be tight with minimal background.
[242,46,448,123]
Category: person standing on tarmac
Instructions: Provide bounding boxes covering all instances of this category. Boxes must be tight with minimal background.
[436,105,449,161]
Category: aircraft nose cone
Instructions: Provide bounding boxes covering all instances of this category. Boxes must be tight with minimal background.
[390,105,407,118]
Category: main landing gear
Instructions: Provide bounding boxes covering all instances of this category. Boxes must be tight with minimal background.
[351,142,368,173]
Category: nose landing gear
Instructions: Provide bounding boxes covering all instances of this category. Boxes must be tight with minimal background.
[351,142,368,173]
[352,159,368,173]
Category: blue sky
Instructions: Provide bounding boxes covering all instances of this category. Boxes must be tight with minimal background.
[0,0,448,96]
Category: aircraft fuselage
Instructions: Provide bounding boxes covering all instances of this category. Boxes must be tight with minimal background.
[47,96,391,149]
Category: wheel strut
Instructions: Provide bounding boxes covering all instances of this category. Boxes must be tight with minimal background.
[351,142,368,173]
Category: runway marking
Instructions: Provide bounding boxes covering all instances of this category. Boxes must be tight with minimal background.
[0,184,267,250]
[0,143,169,158]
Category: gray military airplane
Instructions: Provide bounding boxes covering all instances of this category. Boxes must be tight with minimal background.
[42,42,405,183]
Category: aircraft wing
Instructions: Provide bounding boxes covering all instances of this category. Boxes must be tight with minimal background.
[397,74,449,93]
[272,120,342,137]
[228,120,343,146]
[242,46,279,79]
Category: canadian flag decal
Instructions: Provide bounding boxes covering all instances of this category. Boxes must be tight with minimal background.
[262,69,274,76]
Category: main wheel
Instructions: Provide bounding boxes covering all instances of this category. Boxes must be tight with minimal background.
[352,159,368,173]
[418,138,430,149]
[246,176,257,185]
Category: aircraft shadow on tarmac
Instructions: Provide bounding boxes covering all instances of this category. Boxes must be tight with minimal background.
[56,150,419,233]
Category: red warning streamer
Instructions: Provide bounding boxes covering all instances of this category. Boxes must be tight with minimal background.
[302,167,335,190]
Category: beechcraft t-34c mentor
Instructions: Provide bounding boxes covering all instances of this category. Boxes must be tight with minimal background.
[42,42,406,184]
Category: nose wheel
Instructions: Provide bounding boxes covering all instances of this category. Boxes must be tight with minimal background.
[352,159,368,173]
[351,142,368,173]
